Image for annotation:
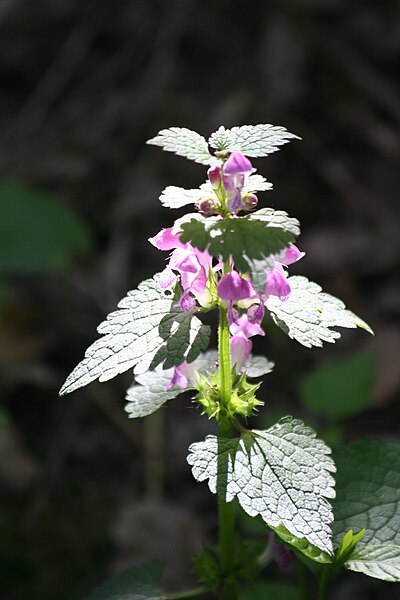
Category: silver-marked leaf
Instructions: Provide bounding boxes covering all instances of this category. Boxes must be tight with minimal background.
[246,355,274,378]
[125,350,218,418]
[208,124,300,157]
[125,365,176,418]
[85,561,163,600]
[59,276,210,395]
[187,416,336,554]
[175,210,298,273]
[266,276,373,348]
[333,441,400,582]
[248,257,276,293]
[243,174,273,193]
[347,544,400,582]
[159,186,204,209]
[147,127,214,165]
[249,208,300,235]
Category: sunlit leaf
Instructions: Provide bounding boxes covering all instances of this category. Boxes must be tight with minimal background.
[209,124,300,157]
[266,276,373,348]
[188,417,336,554]
[60,276,210,395]
[147,127,214,165]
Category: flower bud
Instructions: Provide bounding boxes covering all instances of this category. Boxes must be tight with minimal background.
[242,193,258,211]
[198,198,215,215]
[207,165,222,189]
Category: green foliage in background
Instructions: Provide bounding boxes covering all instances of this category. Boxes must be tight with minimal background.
[0,179,92,274]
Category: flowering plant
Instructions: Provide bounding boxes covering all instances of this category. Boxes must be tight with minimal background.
[60,125,400,599]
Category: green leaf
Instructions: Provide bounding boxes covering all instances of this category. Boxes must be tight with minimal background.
[176,209,298,273]
[0,178,92,273]
[333,440,400,581]
[333,441,400,548]
[347,544,400,582]
[301,353,376,419]
[147,127,214,165]
[208,124,300,157]
[239,581,301,600]
[84,561,163,600]
[266,276,373,348]
[59,276,210,395]
[187,416,336,554]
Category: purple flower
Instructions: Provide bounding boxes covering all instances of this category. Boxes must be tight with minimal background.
[159,266,177,289]
[247,302,265,324]
[230,314,265,339]
[217,271,255,301]
[282,244,305,266]
[222,152,256,212]
[223,152,255,177]
[264,264,291,301]
[230,334,252,372]
[150,227,214,310]
[149,227,184,251]
[207,164,222,189]
[167,361,199,390]
[229,310,264,373]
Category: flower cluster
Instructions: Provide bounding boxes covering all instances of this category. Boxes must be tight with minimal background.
[150,151,305,397]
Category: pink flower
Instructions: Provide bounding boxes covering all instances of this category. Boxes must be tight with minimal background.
[149,227,184,251]
[222,152,256,212]
[230,334,252,372]
[281,244,305,266]
[150,227,214,311]
[230,313,265,339]
[167,361,199,390]
[217,271,255,301]
[264,264,291,301]
[207,164,222,189]
[229,310,264,372]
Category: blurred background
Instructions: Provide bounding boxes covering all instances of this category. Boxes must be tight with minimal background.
[0,0,399,598]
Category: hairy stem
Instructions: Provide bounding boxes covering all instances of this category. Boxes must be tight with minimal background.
[217,304,237,599]
[218,306,231,408]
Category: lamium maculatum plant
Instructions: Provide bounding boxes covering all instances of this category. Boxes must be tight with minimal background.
[60,125,400,600]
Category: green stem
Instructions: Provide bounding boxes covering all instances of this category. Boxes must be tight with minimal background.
[318,567,331,600]
[217,304,236,599]
[218,306,231,408]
